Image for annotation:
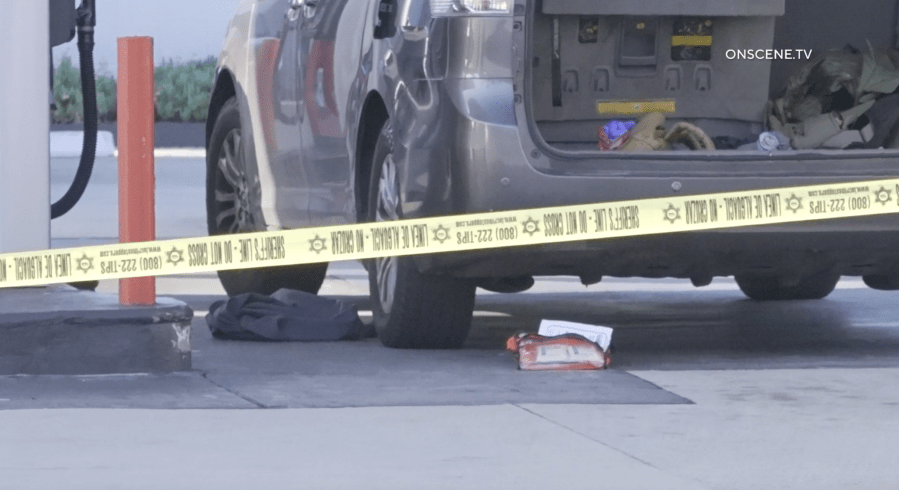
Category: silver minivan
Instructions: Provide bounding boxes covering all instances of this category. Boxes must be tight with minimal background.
[206,0,899,347]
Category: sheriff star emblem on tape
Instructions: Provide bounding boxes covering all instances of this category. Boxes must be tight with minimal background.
[522,217,540,236]
[75,253,94,274]
[309,235,327,254]
[874,186,893,206]
[432,224,451,243]
[663,204,682,224]
[786,194,803,213]
[166,247,185,266]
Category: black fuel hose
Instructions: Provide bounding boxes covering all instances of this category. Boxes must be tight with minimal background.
[51,3,96,219]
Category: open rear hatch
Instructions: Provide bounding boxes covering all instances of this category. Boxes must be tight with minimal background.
[526,0,899,157]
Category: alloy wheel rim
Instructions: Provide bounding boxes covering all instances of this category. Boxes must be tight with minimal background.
[214,128,256,233]
[374,154,399,315]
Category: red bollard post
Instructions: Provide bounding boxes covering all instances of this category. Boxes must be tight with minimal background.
[117,37,156,305]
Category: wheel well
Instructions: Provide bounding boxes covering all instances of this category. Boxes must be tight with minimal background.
[205,69,236,150]
[355,92,389,221]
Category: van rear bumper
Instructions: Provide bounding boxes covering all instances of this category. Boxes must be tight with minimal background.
[414,82,899,279]
[416,223,899,281]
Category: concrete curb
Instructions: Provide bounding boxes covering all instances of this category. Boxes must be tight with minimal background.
[0,285,193,375]
[125,147,206,159]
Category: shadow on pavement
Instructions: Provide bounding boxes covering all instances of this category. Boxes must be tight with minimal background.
[22,287,889,410]
[472,288,899,370]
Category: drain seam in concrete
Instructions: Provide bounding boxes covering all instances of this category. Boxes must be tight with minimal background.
[200,372,269,409]
[513,404,662,469]
[513,404,714,489]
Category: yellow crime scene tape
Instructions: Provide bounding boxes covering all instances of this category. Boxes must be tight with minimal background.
[2,179,899,288]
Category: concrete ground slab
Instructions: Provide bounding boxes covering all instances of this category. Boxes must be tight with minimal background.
[0,405,710,490]
[190,314,689,408]
[526,368,899,490]
[203,368,690,408]
[0,285,193,374]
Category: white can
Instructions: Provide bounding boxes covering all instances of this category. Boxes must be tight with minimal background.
[740,131,791,151]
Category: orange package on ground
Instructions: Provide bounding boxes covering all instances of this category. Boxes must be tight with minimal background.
[506,333,611,371]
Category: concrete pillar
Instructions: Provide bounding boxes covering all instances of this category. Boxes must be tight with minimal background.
[0,1,51,254]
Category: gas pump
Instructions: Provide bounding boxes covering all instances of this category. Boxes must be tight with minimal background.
[50,0,97,220]
[0,0,97,256]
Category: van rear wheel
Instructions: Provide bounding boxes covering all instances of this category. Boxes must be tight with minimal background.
[735,271,840,301]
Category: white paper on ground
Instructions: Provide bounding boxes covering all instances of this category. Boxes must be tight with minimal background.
[538,319,613,351]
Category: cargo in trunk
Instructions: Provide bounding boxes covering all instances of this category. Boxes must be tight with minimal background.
[527,0,899,153]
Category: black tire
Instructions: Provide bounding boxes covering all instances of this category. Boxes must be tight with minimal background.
[366,120,476,348]
[735,271,840,301]
[862,274,899,290]
[68,280,99,291]
[206,97,327,296]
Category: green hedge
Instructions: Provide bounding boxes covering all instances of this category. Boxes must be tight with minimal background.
[52,56,216,123]
[154,57,216,122]
[52,57,117,123]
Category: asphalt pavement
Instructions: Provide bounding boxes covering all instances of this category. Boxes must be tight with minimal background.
[2,154,896,488]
